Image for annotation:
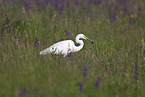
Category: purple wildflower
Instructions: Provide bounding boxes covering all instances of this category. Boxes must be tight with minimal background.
[58,8,63,12]
[78,82,83,91]
[54,0,59,10]
[134,63,138,86]
[82,68,88,77]
[25,0,32,10]
[95,77,101,89]
[34,38,39,48]
[12,27,17,37]
[138,7,142,16]
[94,0,103,5]
[54,0,64,12]
[65,31,69,36]
[18,36,20,41]
[20,89,26,97]
[98,0,103,4]
[75,1,79,6]
[0,24,5,40]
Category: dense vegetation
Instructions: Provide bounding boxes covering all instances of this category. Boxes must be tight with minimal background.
[0,0,145,97]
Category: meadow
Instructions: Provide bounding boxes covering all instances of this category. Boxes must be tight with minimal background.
[0,0,145,97]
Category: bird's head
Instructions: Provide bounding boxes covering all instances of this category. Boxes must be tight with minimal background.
[76,34,94,44]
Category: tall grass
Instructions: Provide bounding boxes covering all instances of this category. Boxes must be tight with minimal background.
[0,0,145,97]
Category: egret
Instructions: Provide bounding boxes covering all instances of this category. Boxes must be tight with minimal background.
[39,34,94,57]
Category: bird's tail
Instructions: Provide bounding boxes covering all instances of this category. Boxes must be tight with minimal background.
[39,49,50,55]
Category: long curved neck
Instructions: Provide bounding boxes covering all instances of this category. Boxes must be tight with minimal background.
[73,37,84,52]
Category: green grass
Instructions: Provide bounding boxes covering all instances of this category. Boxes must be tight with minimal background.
[0,2,145,97]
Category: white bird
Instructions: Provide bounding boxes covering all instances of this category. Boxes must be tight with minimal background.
[39,34,94,57]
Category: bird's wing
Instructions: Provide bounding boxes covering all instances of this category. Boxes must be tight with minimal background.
[48,40,74,55]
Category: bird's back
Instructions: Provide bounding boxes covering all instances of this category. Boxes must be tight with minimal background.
[40,40,75,55]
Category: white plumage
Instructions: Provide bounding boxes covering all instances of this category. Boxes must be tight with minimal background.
[39,34,93,57]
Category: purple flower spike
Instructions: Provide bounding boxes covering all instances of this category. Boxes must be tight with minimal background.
[75,1,79,6]
[65,31,69,36]
[34,38,39,48]
[20,89,26,97]
[54,0,59,10]
[138,7,142,16]
[98,0,103,4]
[134,63,138,86]
[82,68,88,77]
[95,77,101,89]
[25,0,32,10]
[78,82,83,91]
[18,36,20,41]
[12,27,17,37]
[138,7,141,12]
[0,24,5,40]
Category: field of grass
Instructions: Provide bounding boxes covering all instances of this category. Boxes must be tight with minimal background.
[0,0,145,97]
